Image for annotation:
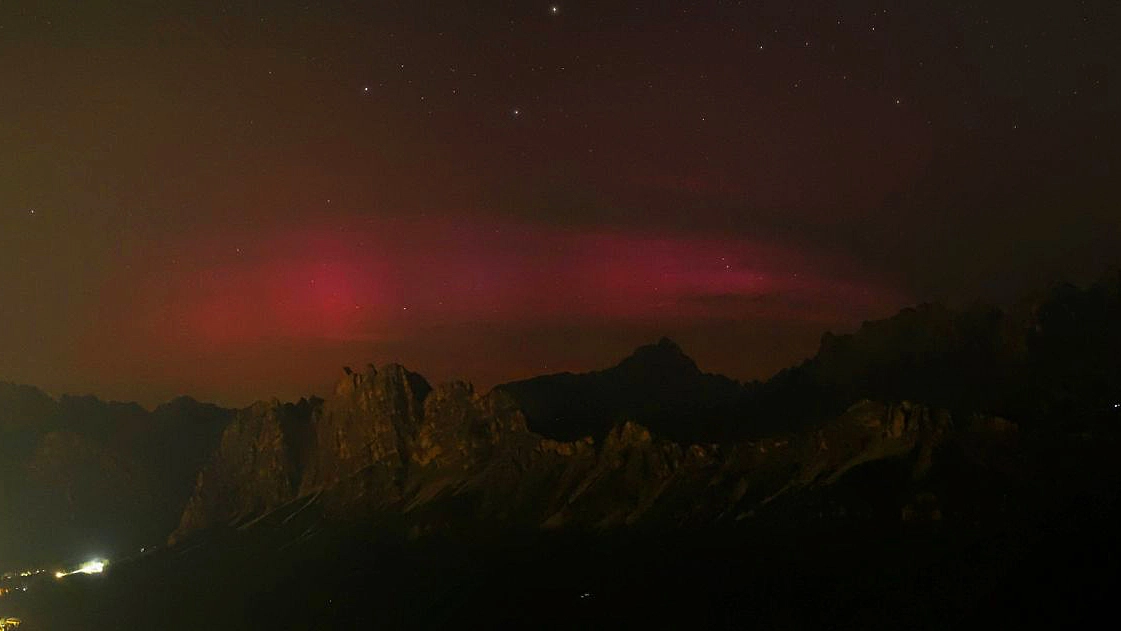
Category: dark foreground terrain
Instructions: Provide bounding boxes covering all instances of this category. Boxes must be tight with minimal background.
[6,420,1120,631]
[6,511,1121,629]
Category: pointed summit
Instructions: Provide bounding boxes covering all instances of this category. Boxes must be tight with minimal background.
[615,337,700,379]
[497,338,743,442]
[658,336,680,348]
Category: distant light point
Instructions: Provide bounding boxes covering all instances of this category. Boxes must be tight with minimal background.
[550,5,559,15]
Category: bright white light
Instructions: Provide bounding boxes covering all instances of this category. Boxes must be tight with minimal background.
[55,559,107,578]
[76,560,105,575]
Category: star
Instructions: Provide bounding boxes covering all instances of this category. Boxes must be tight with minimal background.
[512,108,521,117]
[550,5,559,15]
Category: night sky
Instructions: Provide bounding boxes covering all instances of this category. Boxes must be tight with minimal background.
[2,1,1117,406]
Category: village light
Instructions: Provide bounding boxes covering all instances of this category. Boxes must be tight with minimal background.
[76,560,105,575]
[54,559,107,578]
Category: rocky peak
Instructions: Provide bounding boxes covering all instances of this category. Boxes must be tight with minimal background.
[615,337,701,379]
[153,395,204,415]
[171,398,314,541]
[497,338,746,443]
[301,363,434,491]
[332,363,431,416]
[169,323,1055,543]
[604,421,655,448]
[177,368,543,535]
[0,382,58,434]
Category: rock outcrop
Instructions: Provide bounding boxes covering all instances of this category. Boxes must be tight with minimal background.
[171,353,1020,543]
[173,400,313,538]
[300,364,430,491]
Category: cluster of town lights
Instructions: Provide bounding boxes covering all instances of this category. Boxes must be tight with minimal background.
[54,560,106,579]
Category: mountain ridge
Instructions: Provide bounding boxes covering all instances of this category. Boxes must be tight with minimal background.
[167,271,1120,542]
[2,271,1119,569]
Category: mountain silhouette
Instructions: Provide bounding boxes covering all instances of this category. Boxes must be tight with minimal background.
[3,273,1121,628]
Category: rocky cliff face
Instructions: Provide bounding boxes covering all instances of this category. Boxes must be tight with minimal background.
[173,400,313,537]
[6,275,1117,575]
[172,347,1019,543]
[300,364,429,491]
